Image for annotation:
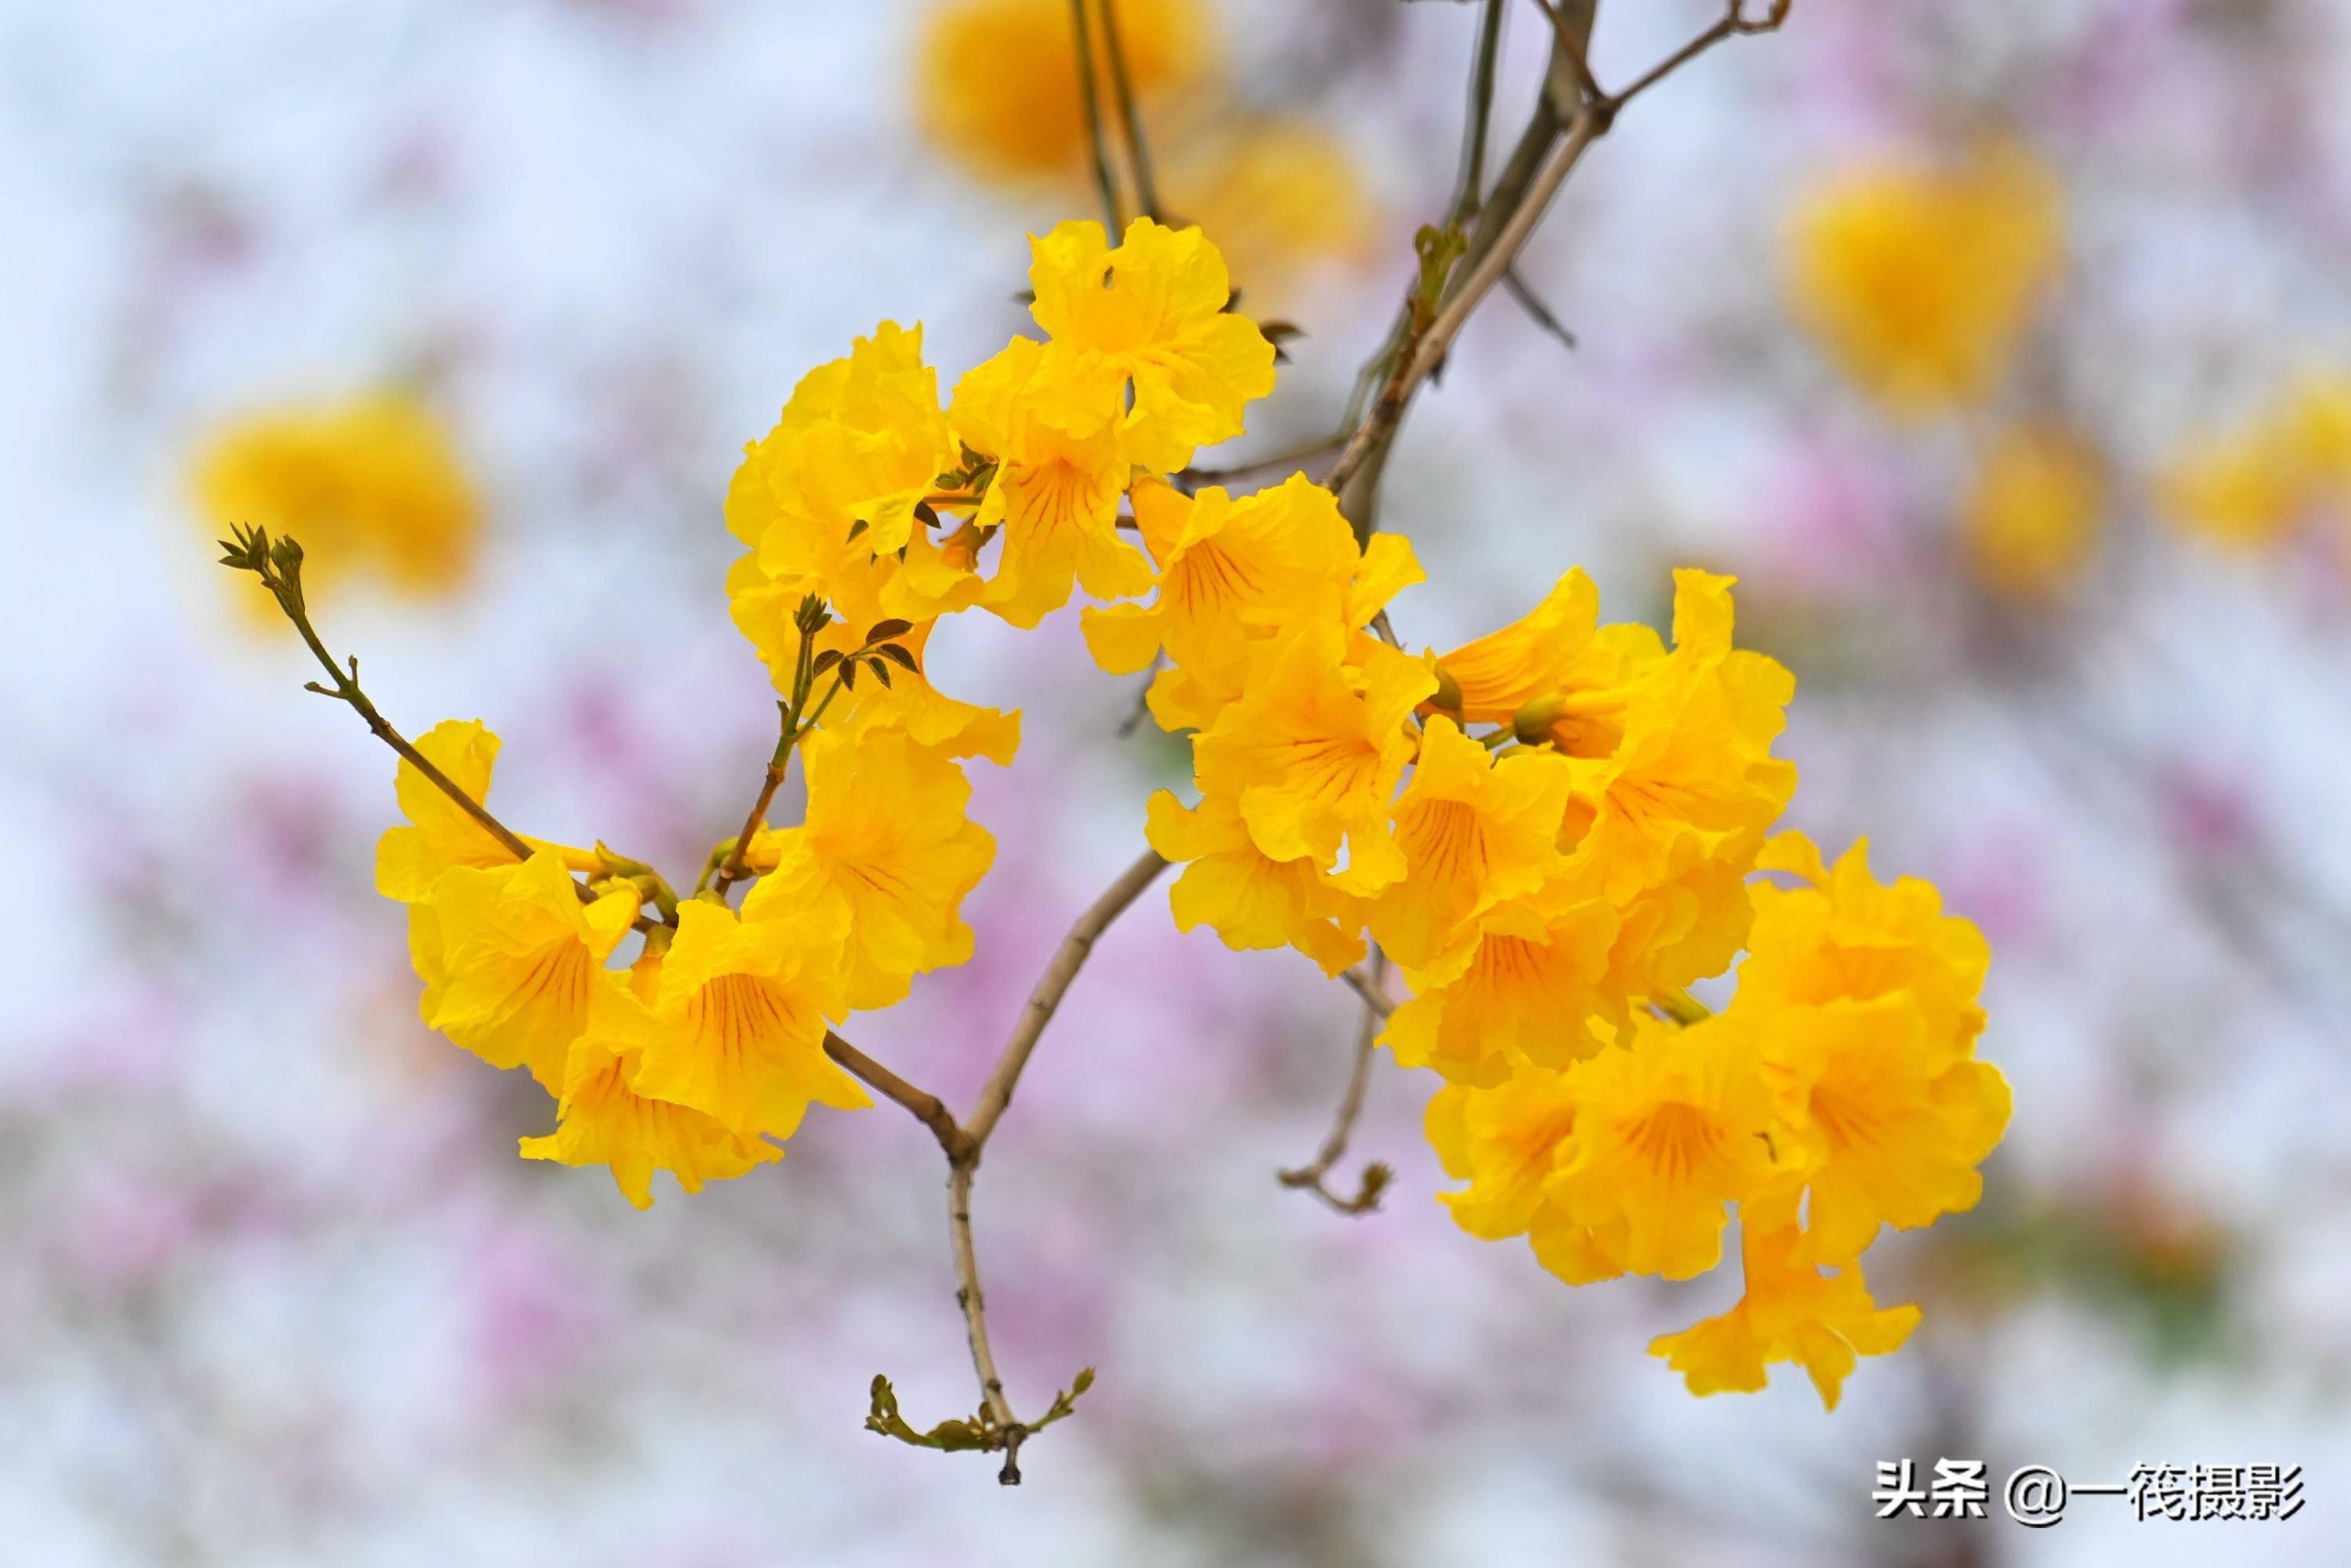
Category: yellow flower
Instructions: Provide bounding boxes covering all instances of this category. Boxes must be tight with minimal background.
[1379,896,1621,1084]
[1736,832,1990,1064]
[1545,1013,1781,1280]
[948,335,1153,628]
[410,852,640,1094]
[520,976,784,1210]
[375,719,513,902]
[1191,621,1436,894]
[747,726,995,1011]
[1788,143,2062,416]
[193,389,479,613]
[915,0,1206,183]
[1143,788,1364,977]
[1433,569,1605,727]
[1365,718,1575,972]
[1424,1067,1627,1285]
[1028,219,1277,473]
[726,324,980,628]
[1557,572,1796,959]
[1959,425,2103,600]
[1755,997,2011,1264]
[2157,373,2351,552]
[1649,1187,1920,1410]
[1083,473,1362,731]
[625,900,868,1141]
[1165,119,1378,312]
[726,556,1020,765]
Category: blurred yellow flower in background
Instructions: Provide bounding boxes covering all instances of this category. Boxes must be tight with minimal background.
[1165,120,1378,311]
[1958,425,2104,600]
[2159,371,2351,552]
[916,0,1207,182]
[193,390,479,614]
[1788,143,2063,418]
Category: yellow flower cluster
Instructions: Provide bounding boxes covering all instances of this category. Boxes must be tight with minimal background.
[347,215,2003,1410]
[1958,425,2105,602]
[193,390,479,615]
[1788,143,2063,418]
[1079,314,2005,1400]
[372,217,1271,1208]
[1426,835,2007,1408]
[2158,372,2351,553]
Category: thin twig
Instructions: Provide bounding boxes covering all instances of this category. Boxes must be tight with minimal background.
[1502,267,1578,352]
[1341,962,1399,1017]
[823,1032,972,1161]
[964,848,1172,1148]
[1067,0,1125,232]
[1610,0,1791,110]
[1114,650,1165,737]
[1279,949,1393,1215]
[1095,0,1161,221]
[1448,0,1508,226]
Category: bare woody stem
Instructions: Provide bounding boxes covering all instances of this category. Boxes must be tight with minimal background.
[1278,948,1393,1215]
[828,846,1170,1481]
[1095,0,1162,221]
[223,529,660,931]
[1067,0,1125,232]
[964,847,1171,1147]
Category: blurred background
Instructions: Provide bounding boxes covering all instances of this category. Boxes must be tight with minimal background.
[5,0,2351,1562]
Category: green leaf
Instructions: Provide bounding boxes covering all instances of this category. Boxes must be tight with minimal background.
[810,649,844,678]
[846,517,869,544]
[865,655,893,689]
[875,643,919,673]
[839,659,858,691]
[913,501,942,532]
[864,617,915,645]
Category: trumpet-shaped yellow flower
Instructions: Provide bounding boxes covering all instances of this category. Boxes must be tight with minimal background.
[375,719,516,902]
[1788,143,2063,417]
[1365,718,1575,972]
[747,726,994,1011]
[1755,997,2010,1263]
[949,335,1152,628]
[1433,570,1604,726]
[1648,1187,1920,1410]
[1028,219,1277,473]
[1545,1013,1780,1280]
[1084,474,1362,732]
[1424,1067,1628,1285]
[410,852,640,1093]
[1737,832,1990,1065]
[726,324,980,629]
[1960,425,2103,599]
[1559,572,1796,908]
[625,899,867,1141]
[520,978,785,1210]
[1379,896,1621,1084]
[194,389,480,614]
[1143,789,1364,977]
[1191,623,1436,895]
[725,556,1020,765]
[915,0,1206,183]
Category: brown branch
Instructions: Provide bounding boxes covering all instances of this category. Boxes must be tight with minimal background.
[964,848,1172,1148]
[1067,0,1125,232]
[823,1031,972,1161]
[1095,0,1162,221]
[1280,949,1394,1215]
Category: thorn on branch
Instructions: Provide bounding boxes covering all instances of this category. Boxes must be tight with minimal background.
[1502,269,1579,353]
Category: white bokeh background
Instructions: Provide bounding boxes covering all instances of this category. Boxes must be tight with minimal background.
[6,1,2351,1562]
